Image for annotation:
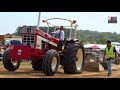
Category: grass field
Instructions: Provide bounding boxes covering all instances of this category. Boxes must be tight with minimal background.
[0,61,31,67]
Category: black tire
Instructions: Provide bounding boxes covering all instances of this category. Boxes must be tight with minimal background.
[63,43,85,74]
[3,48,21,71]
[31,59,43,70]
[42,50,60,76]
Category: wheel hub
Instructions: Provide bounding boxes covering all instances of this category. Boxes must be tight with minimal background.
[76,48,83,70]
[11,59,18,66]
[51,57,57,71]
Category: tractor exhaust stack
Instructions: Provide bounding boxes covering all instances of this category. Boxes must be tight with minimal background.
[37,12,41,29]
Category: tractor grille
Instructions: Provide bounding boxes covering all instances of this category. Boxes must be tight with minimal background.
[22,35,35,48]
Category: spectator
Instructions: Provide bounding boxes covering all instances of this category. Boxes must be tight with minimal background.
[0,44,4,61]
[103,40,117,76]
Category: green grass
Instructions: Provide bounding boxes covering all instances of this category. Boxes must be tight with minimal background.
[0,61,31,66]
[0,61,3,66]
[21,62,31,66]
[21,61,31,66]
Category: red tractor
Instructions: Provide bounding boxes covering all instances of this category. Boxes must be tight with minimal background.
[3,18,85,76]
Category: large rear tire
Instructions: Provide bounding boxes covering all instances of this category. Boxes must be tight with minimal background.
[63,43,85,74]
[3,48,21,71]
[31,59,43,70]
[42,50,60,76]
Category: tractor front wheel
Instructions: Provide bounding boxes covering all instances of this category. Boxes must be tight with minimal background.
[42,50,60,76]
[3,48,21,71]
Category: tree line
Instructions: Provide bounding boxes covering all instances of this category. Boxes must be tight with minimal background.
[14,26,120,44]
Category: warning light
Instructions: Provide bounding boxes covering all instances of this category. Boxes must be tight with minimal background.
[42,20,46,23]
[73,20,76,24]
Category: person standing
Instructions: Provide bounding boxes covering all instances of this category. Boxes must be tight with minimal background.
[0,44,4,61]
[103,40,117,76]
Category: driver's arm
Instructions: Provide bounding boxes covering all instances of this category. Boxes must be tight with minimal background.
[51,30,59,34]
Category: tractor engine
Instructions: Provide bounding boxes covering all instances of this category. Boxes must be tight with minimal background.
[9,26,59,61]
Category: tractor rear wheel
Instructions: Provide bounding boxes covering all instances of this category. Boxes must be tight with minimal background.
[42,50,60,76]
[3,48,21,71]
[63,43,85,74]
[31,59,43,70]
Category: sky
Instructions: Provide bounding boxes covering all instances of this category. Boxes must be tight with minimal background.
[0,12,120,35]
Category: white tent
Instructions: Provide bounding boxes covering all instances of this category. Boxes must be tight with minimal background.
[84,44,106,50]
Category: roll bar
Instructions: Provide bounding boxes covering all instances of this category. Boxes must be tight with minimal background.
[42,18,78,39]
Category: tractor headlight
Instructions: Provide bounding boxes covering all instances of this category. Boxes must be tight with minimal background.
[27,28,31,33]
[22,27,36,34]
[27,27,36,34]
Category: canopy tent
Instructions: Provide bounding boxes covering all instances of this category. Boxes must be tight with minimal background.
[90,45,100,49]
[84,44,106,50]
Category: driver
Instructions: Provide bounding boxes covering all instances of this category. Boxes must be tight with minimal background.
[51,26,65,49]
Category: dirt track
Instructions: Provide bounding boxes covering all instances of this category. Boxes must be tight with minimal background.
[0,62,120,78]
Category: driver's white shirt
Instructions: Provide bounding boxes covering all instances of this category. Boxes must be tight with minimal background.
[52,30,65,41]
